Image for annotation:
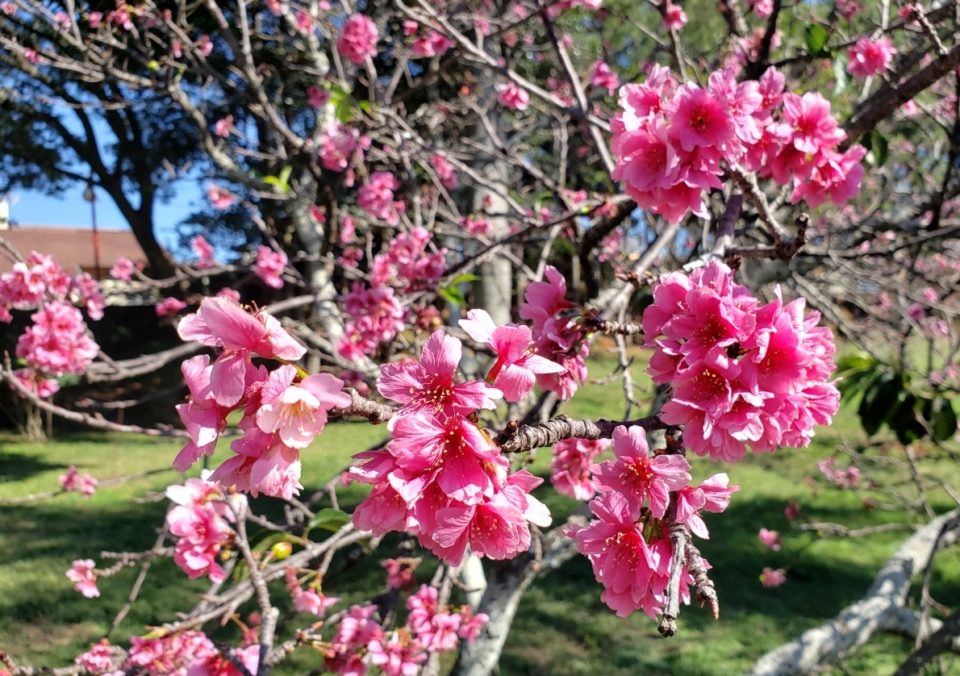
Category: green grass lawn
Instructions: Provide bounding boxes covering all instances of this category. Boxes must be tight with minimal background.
[1,342,959,674]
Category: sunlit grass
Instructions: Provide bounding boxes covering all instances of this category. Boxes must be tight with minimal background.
[1,341,958,674]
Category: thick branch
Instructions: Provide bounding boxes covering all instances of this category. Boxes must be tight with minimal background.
[751,510,960,675]
[498,414,669,453]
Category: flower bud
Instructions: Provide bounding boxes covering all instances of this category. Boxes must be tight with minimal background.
[271,542,293,560]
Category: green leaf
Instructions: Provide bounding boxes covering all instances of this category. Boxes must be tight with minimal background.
[308,508,351,532]
[804,25,830,56]
[438,285,467,307]
[860,130,889,168]
[262,165,293,193]
[446,273,480,287]
[926,396,957,442]
[857,370,900,436]
[888,394,925,444]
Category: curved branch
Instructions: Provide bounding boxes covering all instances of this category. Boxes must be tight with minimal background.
[751,510,960,676]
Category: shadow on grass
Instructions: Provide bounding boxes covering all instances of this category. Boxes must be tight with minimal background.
[3,478,955,674]
[0,451,67,483]
[501,494,949,676]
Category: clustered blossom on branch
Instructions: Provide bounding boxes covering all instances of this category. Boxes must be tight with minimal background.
[519,265,589,400]
[165,477,238,582]
[75,631,260,675]
[1,251,104,394]
[567,425,738,617]
[174,297,350,498]
[611,66,865,223]
[323,581,488,674]
[550,437,610,500]
[643,261,840,461]
[350,330,551,565]
[59,464,98,497]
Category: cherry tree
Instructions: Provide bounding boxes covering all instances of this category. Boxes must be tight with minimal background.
[1,0,960,674]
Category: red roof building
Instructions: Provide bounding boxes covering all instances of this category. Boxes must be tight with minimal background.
[0,226,147,278]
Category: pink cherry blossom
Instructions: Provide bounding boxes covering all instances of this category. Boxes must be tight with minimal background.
[12,369,60,399]
[358,171,402,225]
[412,30,453,58]
[59,465,98,497]
[213,115,233,138]
[173,354,233,471]
[760,567,787,588]
[337,13,378,64]
[325,604,383,673]
[566,491,668,618]
[308,84,330,108]
[430,153,458,189]
[192,235,215,267]
[593,426,691,518]
[16,302,99,377]
[459,308,565,402]
[67,559,99,598]
[206,185,235,210]
[109,256,135,280]
[518,266,589,399]
[254,245,287,289]
[165,478,236,582]
[591,59,619,94]
[319,122,368,172]
[366,630,427,675]
[382,557,418,589]
[378,329,502,415]
[669,83,734,151]
[663,2,687,30]
[550,438,609,500]
[256,365,351,448]
[371,227,446,289]
[177,297,306,403]
[426,472,551,565]
[75,640,116,673]
[848,37,896,78]
[155,297,187,317]
[646,262,839,459]
[337,283,405,360]
[497,81,529,111]
[758,527,782,551]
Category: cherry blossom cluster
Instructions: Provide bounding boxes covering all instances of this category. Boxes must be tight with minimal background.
[643,261,840,461]
[566,425,738,617]
[174,297,351,499]
[349,330,551,565]
[611,66,865,223]
[254,244,288,289]
[165,477,238,583]
[371,226,446,290]
[518,265,590,400]
[323,584,488,675]
[818,457,861,489]
[319,120,370,174]
[847,37,896,78]
[337,227,446,361]
[1,251,104,393]
[286,566,339,616]
[59,464,98,497]
[550,437,610,500]
[67,558,100,598]
[337,283,406,361]
[74,631,259,675]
